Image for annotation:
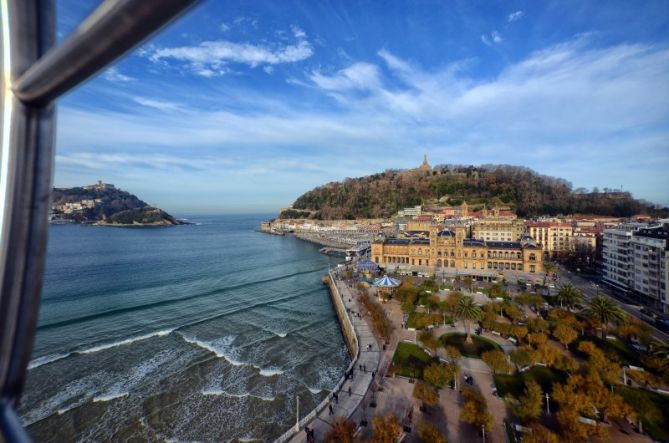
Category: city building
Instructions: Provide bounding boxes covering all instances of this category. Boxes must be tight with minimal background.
[602,226,636,291]
[602,223,669,312]
[471,218,525,242]
[526,221,573,257]
[630,225,668,312]
[371,227,543,278]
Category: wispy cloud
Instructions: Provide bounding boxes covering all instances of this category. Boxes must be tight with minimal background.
[508,11,524,22]
[103,67,134,82]
[481,31,503,47]
[149,27,312,76]
[57,37,669,208]
[132,97,182,112]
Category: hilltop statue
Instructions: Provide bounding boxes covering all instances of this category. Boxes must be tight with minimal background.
[419,153,432,171]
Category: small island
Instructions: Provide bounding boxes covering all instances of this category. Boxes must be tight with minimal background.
[50,181,184,226]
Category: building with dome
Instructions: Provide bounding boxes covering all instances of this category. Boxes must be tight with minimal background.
[371,225,543,277]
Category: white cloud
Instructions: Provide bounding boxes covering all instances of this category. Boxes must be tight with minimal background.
[149,27,313,76]
[309,63,381,92]
[220,23,230,32]
[482,31,503,47]
[132,97,182,112]
[57,38,669,208]
[508,11,524,22]
[103,67,133,82]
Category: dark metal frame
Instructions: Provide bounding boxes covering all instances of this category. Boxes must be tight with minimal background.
[0,1,198,441]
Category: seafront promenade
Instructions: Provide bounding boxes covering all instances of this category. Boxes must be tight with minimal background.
[282,270,381,443]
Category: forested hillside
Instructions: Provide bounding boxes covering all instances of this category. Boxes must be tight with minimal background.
[287,165,667,219]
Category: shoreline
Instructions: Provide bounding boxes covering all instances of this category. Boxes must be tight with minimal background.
[275,269,381,443]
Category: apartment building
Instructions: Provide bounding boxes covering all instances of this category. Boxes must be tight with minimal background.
[630,226,668,311]
[472,218,525,242]
[602,223,669,312]
[526,221,573,256]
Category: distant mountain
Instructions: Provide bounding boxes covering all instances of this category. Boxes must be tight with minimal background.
[284,164,668,220]
[51,182,184,226]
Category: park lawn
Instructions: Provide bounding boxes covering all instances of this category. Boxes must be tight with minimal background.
[439,332,502,358]
[494,366,568,398]
[617,386,669,442]
[570,336,641,367]
[390,342,434,379]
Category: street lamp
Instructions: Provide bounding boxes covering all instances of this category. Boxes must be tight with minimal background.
[481,424,485,442]
[545,393,550,414]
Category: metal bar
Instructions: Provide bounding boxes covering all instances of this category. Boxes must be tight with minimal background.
[0,400,31,443]
[13,0,199,105]
[0,0,56,409]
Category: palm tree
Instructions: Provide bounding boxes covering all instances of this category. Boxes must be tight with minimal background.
[650,340,669,369]
[556,282,583,310]
[583,295,627,339]
[455,296,482,343]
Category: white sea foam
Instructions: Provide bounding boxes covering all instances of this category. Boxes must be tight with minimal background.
[258,367,284,377]
[79,328,175,354]
[276,332,288,338]
[28,353,71,370]
[93,391,129,402]
[180,334,247,367]
[307,387,322,394]
[201,389,275,402]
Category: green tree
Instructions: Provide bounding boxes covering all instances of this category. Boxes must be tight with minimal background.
[556,283,583,310]
[583,295,627,339]
[462,276,474,293]
[482,350,512,374]
[511,380,543,423]
[454,296,482,343]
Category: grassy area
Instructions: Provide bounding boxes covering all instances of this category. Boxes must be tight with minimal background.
[617,386,669,442]
[494,366,568,397]
[571,335,641,366]
[439,332,502,358]
[390,342,435,379]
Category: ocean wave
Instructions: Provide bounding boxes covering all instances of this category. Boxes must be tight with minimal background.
[201,389,275,402]
[180,335,246,367]
[79,329,175,354]
[37,269,323,331]
[28,353,71,370]
[93,391,129,402]
[258,367,284,377]
[307,387,322,394]
[28,328,175,370]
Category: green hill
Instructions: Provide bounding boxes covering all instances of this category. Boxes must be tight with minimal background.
[286,164,668,219]
[51,184,183,226]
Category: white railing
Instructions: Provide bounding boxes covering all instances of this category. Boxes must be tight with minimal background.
[274,271,360,443]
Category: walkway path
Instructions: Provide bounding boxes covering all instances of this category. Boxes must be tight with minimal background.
[286,274,381,443]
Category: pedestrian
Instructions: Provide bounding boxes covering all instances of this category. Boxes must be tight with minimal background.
[359,364,362,371]
[348,386,352,396]
[329,404,333,415]
[334,392,338,404]
[363,364,366,372]
[372,371,376,379]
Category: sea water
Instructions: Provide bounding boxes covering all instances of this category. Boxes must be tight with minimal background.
[20,215,349,442]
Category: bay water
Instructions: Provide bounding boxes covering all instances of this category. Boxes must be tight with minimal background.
[20,215,348,442]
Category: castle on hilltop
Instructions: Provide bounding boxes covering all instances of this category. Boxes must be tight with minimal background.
[83,180,115,191]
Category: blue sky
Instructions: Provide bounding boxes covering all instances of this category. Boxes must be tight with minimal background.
[54,0,669,214]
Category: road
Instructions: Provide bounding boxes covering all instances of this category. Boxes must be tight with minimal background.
[555,267,669,341]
